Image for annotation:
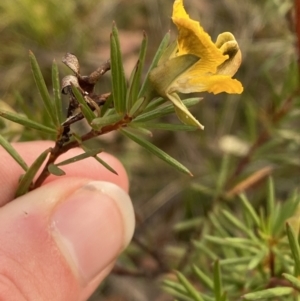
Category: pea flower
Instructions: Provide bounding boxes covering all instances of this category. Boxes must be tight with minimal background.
[149,0,243,129]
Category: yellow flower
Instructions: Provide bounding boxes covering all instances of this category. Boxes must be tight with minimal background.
[149,0,243,129]
[172,0,243,94]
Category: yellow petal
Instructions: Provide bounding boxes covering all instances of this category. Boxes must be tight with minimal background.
[172,0,227,74]
[171,74,244,95]
[215,32,242,76]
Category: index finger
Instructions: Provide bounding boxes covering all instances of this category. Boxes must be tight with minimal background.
[0,141,129,206]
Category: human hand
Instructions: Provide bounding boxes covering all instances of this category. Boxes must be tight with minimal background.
[0,141,135,301]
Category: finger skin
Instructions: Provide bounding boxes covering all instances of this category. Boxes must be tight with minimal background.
[0,141,129,206]
[0,178,131,301]
[0,141,132,301]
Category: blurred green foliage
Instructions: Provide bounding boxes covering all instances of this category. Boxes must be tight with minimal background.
[1,0,300,300]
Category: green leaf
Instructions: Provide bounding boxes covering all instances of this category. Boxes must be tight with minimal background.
[100,93,113,117]
[176,271,204,301]
[267,177,275,233]
[240,194,261,227]
[48,163,66,176]
[15,148,51,197]
[127,124,153,137]
[143,97,166,112]
[126,32,148,111]
[93,155,118,175]
[120,129,192,176]
[138,32,170,99]
[192,241,218,261]
[222,209,257,240]
[52,60,63,124]
[215,154,230,196]
[0,135,28,171]
[192,265,213,290]
[81,145,118,175]
[91,113,123,130]
[134,98,200,123]
[204,236,258,253]
[213,260,222,301]
[71,85,95,124]
[243,287,293,300]
[128,97,146,117]
[0,109,57,134]
[110,23,127,114]
[286,222,300,276]
[282,273,300,291]
[56,148,102,166]
[163,279,189,296]
[247,248,267,269]
[130,122,198,131]
[158,40,177,65]
[220,256,253,266]
[29,51,58,127]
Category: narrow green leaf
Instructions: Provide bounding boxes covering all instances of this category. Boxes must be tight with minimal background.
[163,279,189,295]
[29,51,58,126]
[120,129,192,176]
[222,209,257,240]
[130,122,198,131]
[286,222,300,276]
[81,145,118,175]
[14,91,35,120]
[128,97,146,117]
[91,114,123,130]
[163,287,194,301]
[71,85,95,124]
[100,93,113,117]
[204,236,258,253]
[192,265,213,290]
[243,287,293,300]
[134,98,200,123]
[15,148,51,197]
[48,163,66,176]
[240,194,261,227]
[220,256,253,266]
[144,97,166,112]
[213,260,222,301]
[267,177,275,232]
[0,109,56,134]
[272,192,299,237]
[209,213,231,237]
[247,248,267,269]
[110,24,127,114]
[0,135,28,171]
[176,271,204,301]
[52,60,63,123]
[192,241,218,261]
[56,148,102,166]
[215,154,230,195]
[158,40,177,65]
[282,273,300,291]
[138,32,170,99]
[93,155,118,175]
[126,32,148,111]
[173,218,202,232]
[127,124,153,137]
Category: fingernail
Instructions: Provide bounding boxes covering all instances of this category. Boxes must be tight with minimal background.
[50,181,135,283]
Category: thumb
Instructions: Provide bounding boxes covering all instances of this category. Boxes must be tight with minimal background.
[0,178,135,301]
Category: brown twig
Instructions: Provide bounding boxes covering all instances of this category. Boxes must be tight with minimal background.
[31,114,132,189]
